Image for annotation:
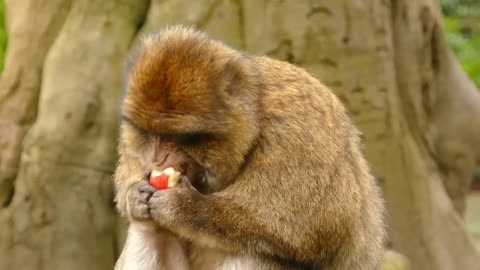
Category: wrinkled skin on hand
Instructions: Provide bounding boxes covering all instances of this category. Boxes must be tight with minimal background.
[125,180,156,221]
[126,176,201,227]
[147,177,201,226]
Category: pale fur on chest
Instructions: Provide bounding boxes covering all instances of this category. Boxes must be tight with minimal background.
[115,223,261,270]
[115,222,189,270]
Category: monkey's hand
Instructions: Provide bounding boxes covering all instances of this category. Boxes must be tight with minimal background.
[147,178,317,261]
[126,180,157,222]
[148,176,201,226]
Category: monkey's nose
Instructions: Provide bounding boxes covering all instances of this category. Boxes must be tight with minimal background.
[153,152,169,167]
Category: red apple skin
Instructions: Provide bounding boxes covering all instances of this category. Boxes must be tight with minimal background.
[149,173,169,190]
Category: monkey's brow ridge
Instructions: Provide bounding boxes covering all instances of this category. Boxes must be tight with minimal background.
[121,115,150,134]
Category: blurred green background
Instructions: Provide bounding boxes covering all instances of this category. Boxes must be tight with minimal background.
[0,0,6,70]
[441,0,480,87]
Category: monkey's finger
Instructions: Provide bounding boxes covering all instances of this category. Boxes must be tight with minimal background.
[132,203,151,220]
[139,184,157,195]
[139,191,152,203]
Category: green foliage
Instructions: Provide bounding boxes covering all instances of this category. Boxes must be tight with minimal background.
[441,0,480,88]
[0,0,6,71]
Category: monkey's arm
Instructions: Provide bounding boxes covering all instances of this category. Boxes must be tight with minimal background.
[147,177,346,262]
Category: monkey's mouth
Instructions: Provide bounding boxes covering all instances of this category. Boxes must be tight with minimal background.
[147,163,209,192]
[151,168,180,180]
[149,168,181,188]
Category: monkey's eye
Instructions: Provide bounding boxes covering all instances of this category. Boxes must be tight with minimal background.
[135,126,150,140]
[168,133,212,146]
[122,116,150,140]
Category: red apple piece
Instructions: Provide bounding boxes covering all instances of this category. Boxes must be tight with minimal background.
[149,167,181,190]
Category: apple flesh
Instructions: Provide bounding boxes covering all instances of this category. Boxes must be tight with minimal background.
[149,167,181,190]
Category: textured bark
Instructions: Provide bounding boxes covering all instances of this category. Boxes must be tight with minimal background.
[386,1,480,269]
[0,0,479,270]
[392,0,480,217]
[0,0,72,206]
[0,0,149,269]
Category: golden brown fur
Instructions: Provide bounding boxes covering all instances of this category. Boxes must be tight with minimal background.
[114,25,385,270]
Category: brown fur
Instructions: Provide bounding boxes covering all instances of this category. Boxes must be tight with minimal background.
[114,25,385,270]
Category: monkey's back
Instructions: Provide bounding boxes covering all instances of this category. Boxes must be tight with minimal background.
[239,56,385,269]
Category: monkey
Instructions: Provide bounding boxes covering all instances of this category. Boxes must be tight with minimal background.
[113,25,385,270]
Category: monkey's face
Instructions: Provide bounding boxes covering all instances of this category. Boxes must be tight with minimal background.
[120,122,212,192]
[120,33,260,192]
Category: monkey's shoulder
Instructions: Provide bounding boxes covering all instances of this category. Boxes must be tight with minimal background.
[252,56,347,123]
[253,56,337,99]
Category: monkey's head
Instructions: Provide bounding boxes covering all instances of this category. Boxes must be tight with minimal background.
[120,26,260,192]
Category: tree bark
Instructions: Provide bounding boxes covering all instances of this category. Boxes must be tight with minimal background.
[0,0,72,206]
[0,0,148,269]
[0,0,478,270]
[386,1,480,269]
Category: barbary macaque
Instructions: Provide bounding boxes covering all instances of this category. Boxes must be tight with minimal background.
[114,25,385,270]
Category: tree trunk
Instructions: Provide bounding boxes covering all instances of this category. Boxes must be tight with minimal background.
[0,0,149,269]
[0,0,478,270]
[386,1,480,269]
[0,0,72,207]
